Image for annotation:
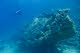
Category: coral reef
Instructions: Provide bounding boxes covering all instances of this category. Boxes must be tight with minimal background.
[56,18,80,53]
[56,34,80,53]
[24,9,76,53]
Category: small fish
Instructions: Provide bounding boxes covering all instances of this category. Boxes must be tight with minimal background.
[16,9,23,15]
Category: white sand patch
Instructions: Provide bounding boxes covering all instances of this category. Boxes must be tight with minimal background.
[0,43,18,53]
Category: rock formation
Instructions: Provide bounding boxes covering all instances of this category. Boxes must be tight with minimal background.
[24,9,76,53]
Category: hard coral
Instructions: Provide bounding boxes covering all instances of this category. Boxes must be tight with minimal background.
[24,9,76,53]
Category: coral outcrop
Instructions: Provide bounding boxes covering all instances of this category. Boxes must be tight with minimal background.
[24,9,76,53]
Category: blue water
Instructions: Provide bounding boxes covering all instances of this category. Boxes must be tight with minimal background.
[0,0,75,39]
[0,0,80,53]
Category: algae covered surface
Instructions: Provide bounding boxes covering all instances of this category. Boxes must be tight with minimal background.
[23,9,76,53]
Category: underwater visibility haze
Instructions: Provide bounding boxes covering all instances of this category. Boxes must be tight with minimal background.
[0,0,80,53]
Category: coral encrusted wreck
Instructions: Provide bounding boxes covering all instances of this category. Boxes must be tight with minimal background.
[24,9,76,53]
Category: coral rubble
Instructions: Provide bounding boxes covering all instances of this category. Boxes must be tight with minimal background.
[24,9,76,53]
